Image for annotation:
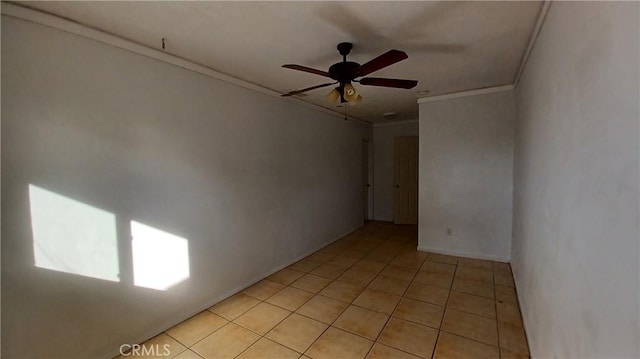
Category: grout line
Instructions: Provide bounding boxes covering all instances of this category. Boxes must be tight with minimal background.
[429,256,458,359]
[493,264,503,359]
[361,234,424,358]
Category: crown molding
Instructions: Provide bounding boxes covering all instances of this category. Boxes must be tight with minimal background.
[416,0,550,103]
[373,119,418,127]
[1,2,370,125]
[513,0,553,88]
[417,84,514,104]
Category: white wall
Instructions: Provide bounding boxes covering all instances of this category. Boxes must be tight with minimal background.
[418,91,515,261]
[511,2,639,358]
[372,121,419,221]
[1,16,368,358]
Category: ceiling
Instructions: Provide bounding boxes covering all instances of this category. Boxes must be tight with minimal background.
[20,1,544,123]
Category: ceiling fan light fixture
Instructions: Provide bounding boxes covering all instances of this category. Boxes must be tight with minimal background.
[350,94,363,104]
[343,83,359,102]
[327,88,341,103]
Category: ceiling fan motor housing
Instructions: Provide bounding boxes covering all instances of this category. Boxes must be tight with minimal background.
[329,62,360,84]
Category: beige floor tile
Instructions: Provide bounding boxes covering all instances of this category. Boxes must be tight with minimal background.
[492,262,514,287]
[166,311,228,346]
[291,274,333,293]
[307,252,336,263]
[173,350,203,359]
[305,327,373,359]
[380,265,418,281]
[338,268,378,287]
[366,343,422,359]
[368,275,410,296]
[208,293,261,320]
[233,302,291,335]
[242,279,285,300]
[393,298,444,329]
[290,259,324,273]
[328,255,361,268]
[351,240,380,252]
[494,269,515,287]
[378,317,438,358]
[405,282,450,306]
[311,263,348,279]
[191,323,259,359]
[420,261,456,275]
[441,309,498,346]
[319,280,364,303]
[396,250,428,261]
[498,321,529,355]
[265,313,328,353]
[426,253,459,265]
[333,305,389,340]
[320,244,346,255]
[296,294,349,324]
[500,348,530,359]
[433,332,499,359]
[390,257,424,270]
[363,252,396,264]
[451,278,495,299]
[353,260,387,273]
[136,333,186,359]
[413,271,454,289]
[495,285,518,305]
[266,286,314,311]
[341,248,371,259]
[268,268,306,285]
[447,291,496,319]
[353,288,401,315]
[236,337,300,359]
[496,301,523,326]
[492,262,511,273]
[454,267,493,284]
[457,258,493,272]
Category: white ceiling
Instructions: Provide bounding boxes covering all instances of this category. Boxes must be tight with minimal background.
[20,1,543,123]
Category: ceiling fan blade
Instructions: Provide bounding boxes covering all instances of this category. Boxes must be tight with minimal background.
[355,50,408,77]
[359,77,418,89]
[281,82,336,97]
[282,64,336,79]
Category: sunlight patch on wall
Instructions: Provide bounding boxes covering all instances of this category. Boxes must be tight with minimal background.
[131,221,190,290]
[28,184,120,282]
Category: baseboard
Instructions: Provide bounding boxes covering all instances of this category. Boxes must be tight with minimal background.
[417,245,511,263]
[109,224,363,358]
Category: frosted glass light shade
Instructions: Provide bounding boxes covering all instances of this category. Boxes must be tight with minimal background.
[343,83,359,102]
[327,88,341,103]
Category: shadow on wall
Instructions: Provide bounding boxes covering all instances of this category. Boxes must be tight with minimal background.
[28,184,190,291]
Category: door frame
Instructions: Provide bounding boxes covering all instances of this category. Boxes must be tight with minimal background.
[362,139,374,221]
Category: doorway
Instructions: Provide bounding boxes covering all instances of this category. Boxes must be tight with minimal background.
[393,136,418,224]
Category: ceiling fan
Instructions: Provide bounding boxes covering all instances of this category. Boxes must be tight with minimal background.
[281,42,418,103]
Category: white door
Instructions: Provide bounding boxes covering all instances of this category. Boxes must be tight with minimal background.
[394,136,418,224]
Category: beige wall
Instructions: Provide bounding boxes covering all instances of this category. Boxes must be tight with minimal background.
[418,91,515,261]
[511,2,639,357]
[1,16,367,358]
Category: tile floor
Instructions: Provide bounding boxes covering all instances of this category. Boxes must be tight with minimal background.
[123,221,529,359]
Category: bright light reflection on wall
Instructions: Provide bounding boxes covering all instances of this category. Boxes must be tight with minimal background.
[131,221,190,290]
[28,184,120,282]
